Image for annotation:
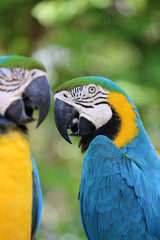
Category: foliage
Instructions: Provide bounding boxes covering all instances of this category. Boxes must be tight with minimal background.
[1,0,160,239]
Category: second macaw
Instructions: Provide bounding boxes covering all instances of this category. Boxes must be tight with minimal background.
[0,55,51,240]
[54,76,160,240]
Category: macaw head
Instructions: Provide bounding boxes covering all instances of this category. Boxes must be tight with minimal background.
[54,76,140,152]
[0,55,51,128]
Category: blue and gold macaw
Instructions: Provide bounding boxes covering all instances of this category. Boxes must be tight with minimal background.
[0,55,51,240]
[54,76,160,240]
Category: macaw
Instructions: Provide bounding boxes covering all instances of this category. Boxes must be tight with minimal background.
[0,55,51,240]
[54,76,160,240]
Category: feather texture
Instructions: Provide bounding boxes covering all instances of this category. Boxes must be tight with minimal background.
[0,130,42,240]
[80,135,160,240]
[54,76,160,240]
[31,154,43,240]
[0,130,33,240]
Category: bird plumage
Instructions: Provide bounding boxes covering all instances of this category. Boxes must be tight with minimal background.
[0,55,51,240]
[0,130,33,240]
[54,76,160,240]
[80,135,160,240]
[31,154,43,239]
[0,55,46,71]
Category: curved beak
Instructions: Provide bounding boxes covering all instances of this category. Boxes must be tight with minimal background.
[54,99,77,143]
[5,76,51,127]
[54,99,96,143]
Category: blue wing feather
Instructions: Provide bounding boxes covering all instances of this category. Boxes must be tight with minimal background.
[80,135,160,240]
[31,154,43,240]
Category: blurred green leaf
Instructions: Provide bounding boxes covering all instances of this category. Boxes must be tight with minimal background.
[1,0,160,239]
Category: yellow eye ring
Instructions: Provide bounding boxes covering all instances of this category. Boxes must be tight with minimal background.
[88,86,96,94]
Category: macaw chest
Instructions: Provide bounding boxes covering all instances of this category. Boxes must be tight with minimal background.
[0,130,33,240]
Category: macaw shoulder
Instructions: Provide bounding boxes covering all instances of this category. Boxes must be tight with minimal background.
[80,135,160,239]
[81,135,139,179]
[0,130,33,240]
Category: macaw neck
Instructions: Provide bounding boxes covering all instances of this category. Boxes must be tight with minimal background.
[0,114,28,135]
[120,119,159,167]
[79,108,121,152]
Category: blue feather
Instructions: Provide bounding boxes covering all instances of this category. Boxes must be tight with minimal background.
[54,76,160,240]
[80,135,160,240]
[31,154,43,240]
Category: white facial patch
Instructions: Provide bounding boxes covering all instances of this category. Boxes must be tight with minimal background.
[79,103,112,129]
[54,84,113,129]
[0,67,47,115]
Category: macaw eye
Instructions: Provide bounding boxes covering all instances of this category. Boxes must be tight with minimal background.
[88,86,96,94]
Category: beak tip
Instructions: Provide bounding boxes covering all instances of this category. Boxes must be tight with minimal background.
[67,138,72,144]
[58,127,72,144]
[36,122,40,128]
[36,117,43,128]
[36,114,45,128]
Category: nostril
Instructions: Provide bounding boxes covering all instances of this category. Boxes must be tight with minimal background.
[63,93,68,98]
[31,71,36,77]
[71,118,79,133]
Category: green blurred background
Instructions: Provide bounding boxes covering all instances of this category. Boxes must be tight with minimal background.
[1,0,160,239]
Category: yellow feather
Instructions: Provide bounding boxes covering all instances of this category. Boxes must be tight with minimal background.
[108,92,139,148]
[0,130,32,240]
[157,150,160,157]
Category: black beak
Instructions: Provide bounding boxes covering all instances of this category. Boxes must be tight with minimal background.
[54,99,96,143]
[5,76,51,127]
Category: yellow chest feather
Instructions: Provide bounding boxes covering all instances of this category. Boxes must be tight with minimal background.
[0,130,33,240]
